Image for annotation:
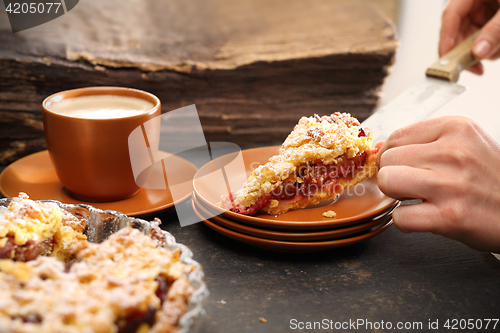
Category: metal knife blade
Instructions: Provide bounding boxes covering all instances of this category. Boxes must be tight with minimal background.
[361,29,480,143]
[361,77,466,142]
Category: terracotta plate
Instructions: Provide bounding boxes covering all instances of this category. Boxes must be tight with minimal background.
[0,150,197,217]
[193,196,393,241]
[196,192,399,231]
[193,146,398,230]
[201,212,393,253]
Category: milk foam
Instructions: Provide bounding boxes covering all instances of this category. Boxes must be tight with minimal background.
[49,95,155,119]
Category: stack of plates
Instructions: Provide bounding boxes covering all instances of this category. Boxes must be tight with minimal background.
[192,147,398,252]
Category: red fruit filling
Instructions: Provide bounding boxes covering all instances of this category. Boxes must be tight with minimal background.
[0,237,54,262]
[117,305,157,333]
[229,151,370,215]
[11,314,42,324]
[116,276,169,333]
[155,276,169,306]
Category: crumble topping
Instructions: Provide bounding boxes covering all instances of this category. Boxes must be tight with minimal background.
[0,193,86,261]
[0,192,63,246]
[322,210,337,218]
[282,113,369,154]
[0,227,194,333]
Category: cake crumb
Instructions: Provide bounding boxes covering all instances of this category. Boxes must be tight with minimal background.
[322,210,337,218]
[259,317,267,323]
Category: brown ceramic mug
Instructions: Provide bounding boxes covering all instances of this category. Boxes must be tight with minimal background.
[42,87,161,202]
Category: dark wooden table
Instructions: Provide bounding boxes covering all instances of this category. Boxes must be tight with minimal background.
[157,201,500,333]
[1,158,499,333]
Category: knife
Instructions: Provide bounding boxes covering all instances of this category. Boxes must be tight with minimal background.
[361,30,480,142]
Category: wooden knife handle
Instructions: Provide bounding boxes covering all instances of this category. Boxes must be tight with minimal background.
[426,30,480,82]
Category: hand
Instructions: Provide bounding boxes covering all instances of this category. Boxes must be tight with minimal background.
[440,0,500,75]
[376,116,500,252]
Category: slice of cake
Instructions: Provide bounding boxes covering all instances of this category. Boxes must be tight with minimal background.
[0,193,87,262]
[221,113,379,215]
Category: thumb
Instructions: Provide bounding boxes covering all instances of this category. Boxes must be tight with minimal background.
[472,10,500,59]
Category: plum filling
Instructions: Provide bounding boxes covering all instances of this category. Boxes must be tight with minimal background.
[117,305,157,333]
[10,314,43,324]
[21,314,42,323]
[0,237,54,262]
[155,276,169,306]
[230,151,368,215]
[115,276,169,333]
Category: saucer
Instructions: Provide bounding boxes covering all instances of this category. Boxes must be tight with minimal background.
[0,150,197,217]
[193,146,398,230]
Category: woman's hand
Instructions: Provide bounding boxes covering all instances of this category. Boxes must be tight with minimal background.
[440,0,500,75]
[377,117,500,252]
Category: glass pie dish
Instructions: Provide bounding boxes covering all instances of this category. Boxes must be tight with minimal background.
[0,197,208,333]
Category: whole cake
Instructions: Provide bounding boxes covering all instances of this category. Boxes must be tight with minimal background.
[0,194,196,333]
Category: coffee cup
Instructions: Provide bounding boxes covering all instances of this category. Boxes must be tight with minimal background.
[42,87,161,202]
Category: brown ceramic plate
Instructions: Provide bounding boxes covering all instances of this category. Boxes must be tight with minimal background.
[193,196,393,241]
[0,150,197,217]
[195,192,399,231]
[193,146,398,230]
[201,212,393,253]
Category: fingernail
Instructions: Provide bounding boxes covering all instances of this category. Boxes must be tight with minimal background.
[473,40,491,58]
[377,167,388,191]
